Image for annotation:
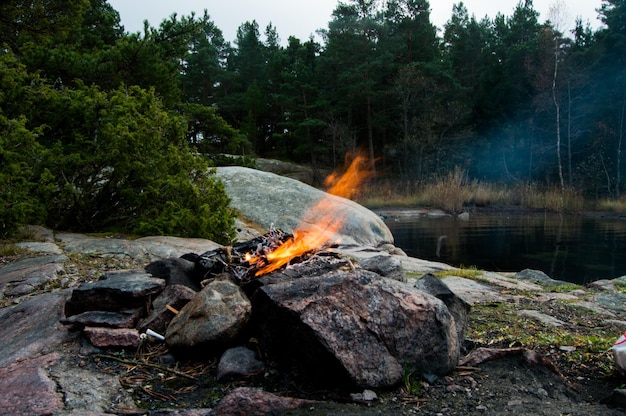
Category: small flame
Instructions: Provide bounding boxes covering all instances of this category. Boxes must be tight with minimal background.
[250,151,375,275]
[324,153,375,199]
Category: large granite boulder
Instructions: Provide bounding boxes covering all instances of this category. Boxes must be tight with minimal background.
[214,166,394,247]
[252,268,460,389]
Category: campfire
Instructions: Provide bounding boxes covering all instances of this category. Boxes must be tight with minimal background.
[185,152,376,283]
[62,150,465,396]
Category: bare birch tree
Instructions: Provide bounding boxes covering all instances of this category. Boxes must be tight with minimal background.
[548,0,569,191]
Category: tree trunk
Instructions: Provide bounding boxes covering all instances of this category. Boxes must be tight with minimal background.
[366,94,376,174]
[616,90,625,199]
[552,37,565,191]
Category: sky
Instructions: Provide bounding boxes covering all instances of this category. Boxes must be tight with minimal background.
[107,0,606,45]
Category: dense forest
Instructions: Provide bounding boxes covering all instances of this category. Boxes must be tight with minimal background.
[1,0,626,238]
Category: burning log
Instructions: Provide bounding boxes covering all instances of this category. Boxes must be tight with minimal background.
[182,226,339,285]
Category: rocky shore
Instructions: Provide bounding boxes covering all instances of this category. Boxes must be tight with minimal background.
[2,168,626,415]
[1,225,625,415]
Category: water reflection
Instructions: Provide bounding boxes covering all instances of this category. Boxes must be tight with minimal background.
[382,211,626,284]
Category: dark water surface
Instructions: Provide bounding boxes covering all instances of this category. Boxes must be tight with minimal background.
[381,210,626,284]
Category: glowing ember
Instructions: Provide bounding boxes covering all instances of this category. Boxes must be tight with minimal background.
[249,152,375,276]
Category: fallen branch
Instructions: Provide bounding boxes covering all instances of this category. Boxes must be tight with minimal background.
[94,354,197,381]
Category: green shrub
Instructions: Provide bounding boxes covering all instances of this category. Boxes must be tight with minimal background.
[0,51,235,243]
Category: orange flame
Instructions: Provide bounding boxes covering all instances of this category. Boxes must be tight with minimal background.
[324,153,375,199]
[251,151,375,275]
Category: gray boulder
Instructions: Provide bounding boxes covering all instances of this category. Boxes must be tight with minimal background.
[414,273,471,345]
[252,268,460,389]
[166,279,252,350]
[214,166,394,247]
[514,269,568,286]
[217,346,265,380]
[145,257,200,291]
[358,254,407,282]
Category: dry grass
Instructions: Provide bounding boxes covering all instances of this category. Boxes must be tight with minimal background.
[516,183,585,211]
[357,168,593,213]
[0,242,25,257]
[596,197,626,212]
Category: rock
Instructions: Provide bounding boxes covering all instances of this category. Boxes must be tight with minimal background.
[166,279,251,351]
[0,254,67,297]
[588,279,617,291]
[252,269,459,389]
[145,257,200,291]
[18,224,55,242]
[83,327,141,348]
[64,270,165,316]
[214,166,394,247]
[254,157,323,185]
[0,353,64,415]
[350,389,378,402]
[437,275,511,305]
[518,309,566,327]
[601,389,626,408]
[134,236,221,260]
[16,241,63,255]
[50,355,139,414]
[514,269,568,286]
[217,346,265,380]
[61,310,141,328]
[138,284,197,334]
[150,410,212,416]
[55,232,220,263]
[414,273,471,344]
[214,387,313,416]
[594,292,626,313]
[0,291,74,368]
[358,254,407,282]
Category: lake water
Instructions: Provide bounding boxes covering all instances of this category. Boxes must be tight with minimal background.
[381,210,626,285]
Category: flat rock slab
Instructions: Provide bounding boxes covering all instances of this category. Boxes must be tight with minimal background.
[61,310,141,328]
[0,353,64,416]
[440,276,512,305]
[83,327,141,348]
[0,290,74,367]
[64,270,165,316]
[16,241,63,255]
[519,309,566,327]
[479,271,544,291]
[214,387,314,416]
[49,355,139,414]
[594,293,626,313]
[4,262,65,296]
[55,233,220,262]
[0,254,67,284]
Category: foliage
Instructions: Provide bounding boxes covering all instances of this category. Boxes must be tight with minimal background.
[0,242,26,257]
[433,265,482,279]
[0,48,235,242]
[468,301,618,377]
[402,362,423,396]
